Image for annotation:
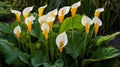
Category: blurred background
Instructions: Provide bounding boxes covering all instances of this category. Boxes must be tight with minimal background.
[0,0,120,34]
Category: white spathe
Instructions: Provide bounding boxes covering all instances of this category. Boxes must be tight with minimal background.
[11,10,21,15]
[47,9,58,16]
[38,4,47,11]
[38,15,48,24]
[41,23,50,33]
[14,25,21,35]
[23,6,33,16]
[56,32,68,48]
[81,15,93,26]
[47,16,55,22]
[95,8,104,12]
[92,16,102,26]
[58,6,70,16]
[71,1,81,8]
[25,15,35,25]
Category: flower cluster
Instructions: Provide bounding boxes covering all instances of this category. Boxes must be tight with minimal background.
[11,1,104,53]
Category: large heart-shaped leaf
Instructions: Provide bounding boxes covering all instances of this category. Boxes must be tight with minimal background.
[43,59,63,67]
[18,52,31,64]
[0,38,19,64]
[59,14,84,33]
[82,47,120,66]
[65,31,84,59]
[31,51,47,67]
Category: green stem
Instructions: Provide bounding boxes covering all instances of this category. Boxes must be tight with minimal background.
[60,52,62,59]
[83,34,87,58]
[72,18,78,67]
[75,59,78,67]
[45,39,49,61]
[18,40,20,49]
[90,26,95,39]
[29,32,32,54]
[50,32,54,61]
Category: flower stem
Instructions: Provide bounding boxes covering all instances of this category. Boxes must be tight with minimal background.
[29,32,32,54]
[90,26,95,39]
[50,32,54,61]
[75,59,78,67]
[83,34,88,58]
[72,18,78,67]
[45,39,49,61]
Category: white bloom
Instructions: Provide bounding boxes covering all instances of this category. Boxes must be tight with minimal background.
[95,8,104,13]
[71,1,81,8]
[92,16,102,26]
[81,15,93,26]
[14,25,21,35]
[25,15,35,25]
[56,32,68,48]
[58,6,70,16]
[47,9,58,17]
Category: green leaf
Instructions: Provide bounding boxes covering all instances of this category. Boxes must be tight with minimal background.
[82,47,120,66]
[51,59,63,67]
[96,32,120,46]
[0,38,19,64]
[65,31,84,59]
[59,14,84,33]
[43,59,64,67]
[0,22,10,33]
[18,52,31,64]
[89,59,118,67]
[31,51,47,67]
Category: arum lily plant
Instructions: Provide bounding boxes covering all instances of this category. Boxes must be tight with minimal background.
[38,4,47,18]
[0,1,120,67]
[58,6,70,23]
[23,6,33,19]
[11,10,21,23]
[13,25,21,40]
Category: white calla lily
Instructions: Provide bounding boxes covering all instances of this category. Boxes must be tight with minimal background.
[41,23,50,40]
[71,1,81,17]
[58,6,70,16]
[94,8,104,17]
[38,4,47,17]
[38,15,48,24]
[47,9,58,17]
[92,16,102,35]
[58,6,70,23]
[56,32,68,53]
[25,15,35,32]
[11,10,21,23]
[71,1,81,8]
[23,6,33,18]
[81,15,93,34]
[47,16,55,31]
[14,25,21,39]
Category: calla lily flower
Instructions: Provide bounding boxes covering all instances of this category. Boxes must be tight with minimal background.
[58,6,70,23]
[47,9,58,17]
[23,6,33,19]
[81,15,93,34]
[38,4,47,18]
[94,8,104,17]
[47,16,55,32]
[71,1,81,17]
[25,15,35,32]
[56,32,68,53]
[11,10,21,23]
[41,23,50,40]
[14,25,21,40]
[92,17,102,35]
[38,15,48,25]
